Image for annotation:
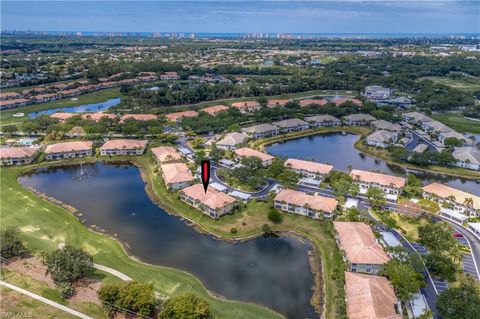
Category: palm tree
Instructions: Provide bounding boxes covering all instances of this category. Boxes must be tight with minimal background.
[463,197,474,208]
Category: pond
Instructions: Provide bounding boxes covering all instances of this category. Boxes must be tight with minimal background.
[266,132,480,195]
[19,162,316,319]
[28,98,121,118]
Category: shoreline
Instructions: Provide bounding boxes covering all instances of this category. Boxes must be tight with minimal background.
[16,158,324,319]
[253,126,480,181]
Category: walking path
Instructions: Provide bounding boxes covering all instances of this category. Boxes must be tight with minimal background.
[93,263,132,281]
[0,280,95,319]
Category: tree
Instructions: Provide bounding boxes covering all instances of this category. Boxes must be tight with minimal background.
[403,174,423,198]
[436,278,480,319]
[366,187,386,210]
[208,145,224,162]
[159,293,212,319]
[418,222,460,259]
[268,209,283,224]
[43,246,94,298]
[0,226,27,260]
[425,251,457,281]
[325,171,354,197]
[98,281,158,318]
[382,259,425,301]
[277,170,299,189]
[444,137,463,148]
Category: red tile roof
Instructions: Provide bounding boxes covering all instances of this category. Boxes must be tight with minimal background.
[350,169,406,188]
[345,272,400,319]
[49,112,75,121]
[0,146,39,159]
[234,147,274,162]
[333,222,389,265]
[161,163,194,184]
[151,146,182,162]
[275,189,338,213]
[100,139,147,150]
[285,158,333,175]
[81,113,117,121]
[267,99,290,108]
[45,141,92,154]
[181,183,236,210]
[202,105,229,116]
[165,110,199,122]
[299,99,327,107]
[120,114,157,122]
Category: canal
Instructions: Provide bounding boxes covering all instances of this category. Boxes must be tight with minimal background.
[19,162,316,319]
[266,132,480,195]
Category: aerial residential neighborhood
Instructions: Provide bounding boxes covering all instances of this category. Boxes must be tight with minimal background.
[1,2,479,319]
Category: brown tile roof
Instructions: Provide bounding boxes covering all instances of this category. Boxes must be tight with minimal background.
[423,182,480,210]
[0,146,40,159]
[267,99,290,108]
[350,169,406,188]
[161,163,194,185]
[181,183,236,210]
[285,158,333,175]
[299,99,327,107]
[100,139,147,150]
[345,272,400,319]
[234,147,274,162]
[202,105,229,115]
[81,113,117,121]
[231,101,261,112]
[275,189,338,213]
[45,141,92,154]
[151,146,182,162]
[49,112,75,121]
[120,114,157,122]
[333,222,390,265]
[0,92,21,99]
[165,110,199,122]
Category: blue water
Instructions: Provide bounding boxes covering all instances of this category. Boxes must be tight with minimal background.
[19,163,316,319]
[266,132,480,195]
[28,98,121,118]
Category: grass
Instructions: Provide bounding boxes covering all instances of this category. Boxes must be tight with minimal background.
[419,76,480,93]
[0,162,283,319]
[0,286,78,319]
[163,89,359,112]
[249,125,372,151]
[1,154,347,318]
[0,88,122,126]
[354,138,480,180]
[431,112,480,134]
[1,268,108,318]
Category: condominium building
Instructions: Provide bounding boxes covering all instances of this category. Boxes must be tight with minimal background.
[100,139,148,156]
[274,189,338,218]
[180,183,237,219]
[45,141,93,160]
[334,222,390,274]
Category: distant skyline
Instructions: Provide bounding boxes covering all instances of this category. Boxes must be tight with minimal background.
[2,1,479,34]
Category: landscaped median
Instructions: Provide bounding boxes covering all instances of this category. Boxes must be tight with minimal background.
[0,160,283,319]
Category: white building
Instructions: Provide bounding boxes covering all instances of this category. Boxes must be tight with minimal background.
[45,141,93,160]
[365,130,398,148]
[350,169,406,201]
[241,123,279,139]
[304,115,341,127]
[342,114,376,126]
[216,132,248,150]
[272,118,309,133]
[452,146,480,170]
[274,189,338,218]
[362,85,393,100]
[284,158,333,181]
[423,182,479,217]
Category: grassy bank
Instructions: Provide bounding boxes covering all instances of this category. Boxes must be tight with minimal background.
[0,88,122,126]
[137,155,345,318]
[0,161,283,319]
[431,113,480,134]
[419,76,480,93]
[354,139,480,180]
[249,125,372,150]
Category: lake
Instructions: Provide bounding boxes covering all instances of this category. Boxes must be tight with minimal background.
[19,162,316,319]
[28,98,121,118]
[266,132,480,195]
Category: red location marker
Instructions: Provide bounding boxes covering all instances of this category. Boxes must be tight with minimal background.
[201,160,210,193]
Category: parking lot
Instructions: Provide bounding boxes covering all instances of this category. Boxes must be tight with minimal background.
[462,253,480,281]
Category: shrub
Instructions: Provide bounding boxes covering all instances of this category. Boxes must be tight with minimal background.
[268,210,283,224]
[0,226,27,260]
[230,228,237,234]
[159,293,212,319]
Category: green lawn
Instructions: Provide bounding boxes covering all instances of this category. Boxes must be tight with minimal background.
[0,163,283,319]
[0,88,122,126]
[1,286,78,319]
[419,76,480,93]
[1,153,347,318]
[431,113,480,134]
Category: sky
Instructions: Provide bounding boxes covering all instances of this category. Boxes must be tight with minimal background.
[1,1,479,34]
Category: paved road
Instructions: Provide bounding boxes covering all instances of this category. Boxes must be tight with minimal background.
[405,131,438,152]
[0,280,95,319]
